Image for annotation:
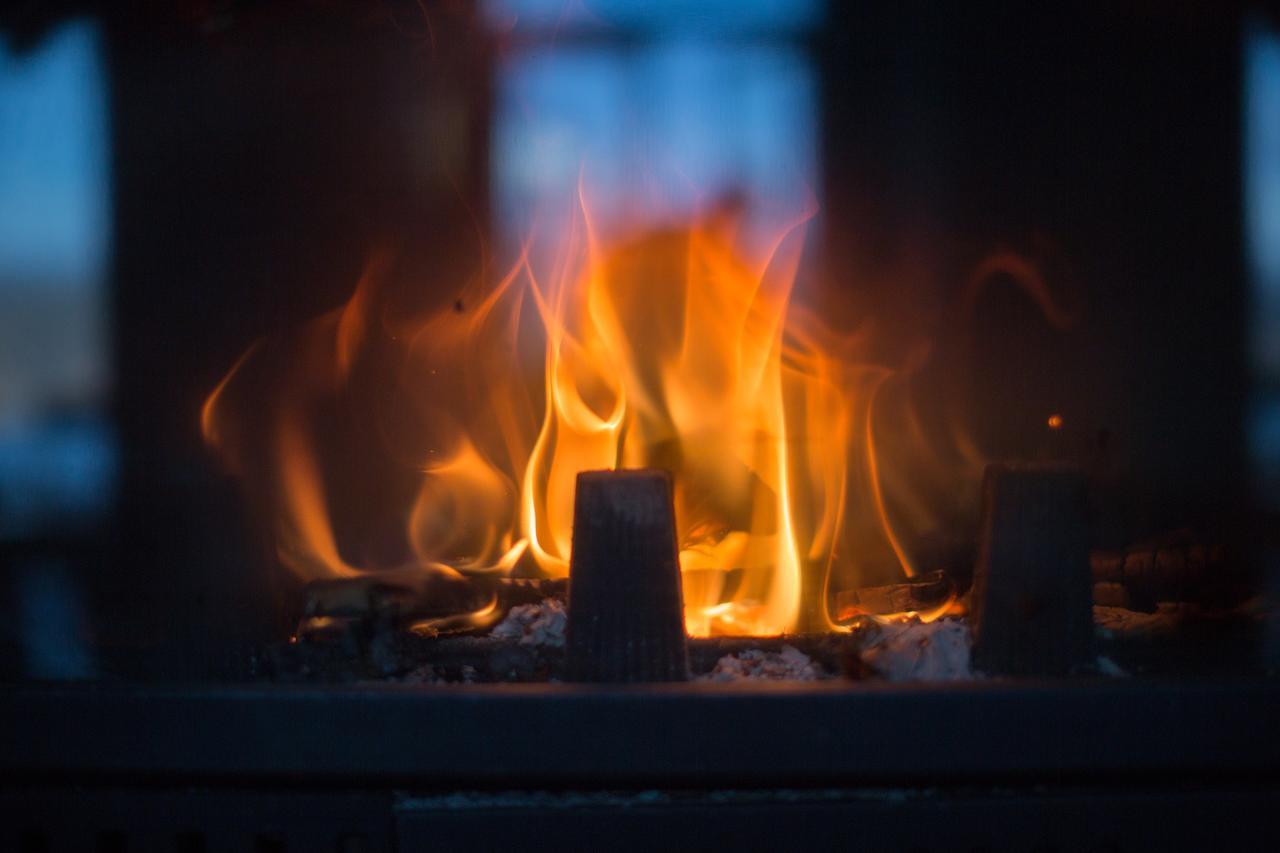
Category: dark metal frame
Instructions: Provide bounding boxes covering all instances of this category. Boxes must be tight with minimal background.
[3,679,1276,786]
[3,679,1278,850]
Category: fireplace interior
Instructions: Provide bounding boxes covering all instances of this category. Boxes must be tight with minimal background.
[1,1,1278,850]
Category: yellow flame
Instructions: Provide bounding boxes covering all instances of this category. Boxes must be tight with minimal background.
[865,374,916,580]
[201,192,1045,635]
[408,593,501,637]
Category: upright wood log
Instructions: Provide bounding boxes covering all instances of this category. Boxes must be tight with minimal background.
[565,469,689,682]
[971,463,1093,676]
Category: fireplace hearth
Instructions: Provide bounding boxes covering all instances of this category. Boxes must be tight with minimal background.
[4,680,1278,849]
[1,1,1277,850]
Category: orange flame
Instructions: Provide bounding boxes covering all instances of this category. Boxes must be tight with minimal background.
[203,191,1033,635]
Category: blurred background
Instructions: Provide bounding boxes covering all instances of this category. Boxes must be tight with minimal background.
[0,0,1271,679]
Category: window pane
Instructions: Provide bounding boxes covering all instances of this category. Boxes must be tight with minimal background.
[0,20,114,536]
[493,40,818,258]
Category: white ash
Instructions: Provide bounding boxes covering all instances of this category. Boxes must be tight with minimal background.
[701,644,823,682]
[489,598,567,648]
[399,664,479,685]
[859,617,973,681]
[1095,655,1128,677]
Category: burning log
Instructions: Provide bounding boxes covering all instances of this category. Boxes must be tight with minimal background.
[296,574,566,638]
[970,462,1093,676]
[282,574,568,680]
[832,570,956,623]
[565,469,689,682]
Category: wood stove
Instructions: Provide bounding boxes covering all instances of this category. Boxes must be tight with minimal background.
[0,1,1277,850]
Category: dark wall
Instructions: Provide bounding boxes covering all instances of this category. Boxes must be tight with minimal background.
[820,4,1247,544]
[102,2,490,677]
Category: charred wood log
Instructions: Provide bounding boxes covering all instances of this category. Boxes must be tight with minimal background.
[970,463,1093,676]
[496,576,571,608]
[296,573,566,638]
[565,469,689,682]
[1090,537,1244,610]
[284,573,569,680]
[832,570,956,623]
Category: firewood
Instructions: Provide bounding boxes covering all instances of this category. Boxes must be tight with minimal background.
[686,633,869,675]
[565,469,689,682]
[832,570,955,622]
[493,577,569,607]
[302,570,487,623]
[970,462,1093,676]
[297,573,565,635]
[1090,540,1237,610]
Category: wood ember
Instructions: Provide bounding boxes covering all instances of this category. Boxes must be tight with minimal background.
[275,574,569,681]
[497,577,570,607]
[297,573,565,638]
[423,636,560,681]
[565,470,689,682]
[686,633,868,675]
[970,462,1094,676]
[301,570,490,626]
[267,514,1261,683]
[267,630,556,683]
[489,599,567,647]
[858,618,973,682]
[833,570,955,622]
[268,597,1266,683]
[699,645,823,682]
[398,663,480,685]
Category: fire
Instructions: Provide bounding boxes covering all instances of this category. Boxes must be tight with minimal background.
[520,204,814,635]
[203,193,985,636]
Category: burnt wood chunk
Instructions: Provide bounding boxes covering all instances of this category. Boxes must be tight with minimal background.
[566,469,689,682]
[971,463,1093,676]
[1090,539,1240,610]
[833,570,955,623]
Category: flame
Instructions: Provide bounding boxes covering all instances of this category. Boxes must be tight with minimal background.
[203,190,1045,635]
[408,593,502,637]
